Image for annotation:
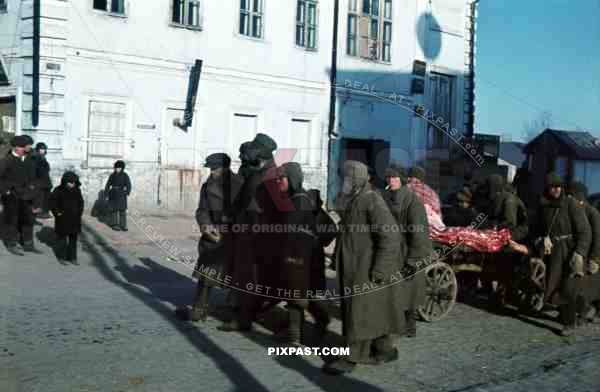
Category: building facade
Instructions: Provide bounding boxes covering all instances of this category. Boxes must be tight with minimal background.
[0,0,477,212]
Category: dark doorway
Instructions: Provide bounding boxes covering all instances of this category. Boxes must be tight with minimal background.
[339,137,391,190]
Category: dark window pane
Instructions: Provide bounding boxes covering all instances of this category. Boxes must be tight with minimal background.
[111,0,124,14]
[296,25,304,46]
[372,0,379,16]
[308,3,316,25]
[172,0,182,23]
[93,0,107,11]
[253,0,261,13]
[240,0,248,11]
[239,12,248,34]
[384,0,391,18]
[362,0,370,14]
[252,15,262,37]
[370,19,378,39]
[308,27,316,48]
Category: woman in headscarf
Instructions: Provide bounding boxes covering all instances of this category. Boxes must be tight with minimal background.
[276,162,330,344]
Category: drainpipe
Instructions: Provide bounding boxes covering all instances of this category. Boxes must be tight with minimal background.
[326,0,340,209]
[467,0,480,137]
[32,0,40,127]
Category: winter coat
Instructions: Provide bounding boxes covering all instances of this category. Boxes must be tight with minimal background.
[278,189,327,297]
[49,173,84,236]
[488,190,529,242]
[223,162,272,289]
[32,153,52,190]
[195,170,243,286]
[582,201,600,260]
[533,193,591,303]
[105,171,131,211]
[0,152,38,200]
[336,186,404,342]
[383,187,433,312]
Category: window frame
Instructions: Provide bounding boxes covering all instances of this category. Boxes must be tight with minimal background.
[295,0,318,51]
[239,0,265,40]
[171,0,203,30]
[346,0,392,63]
[92,0,127,17]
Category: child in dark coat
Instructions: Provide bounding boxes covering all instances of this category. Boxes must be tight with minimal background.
[105,160,131,231]
[49,171,84,265]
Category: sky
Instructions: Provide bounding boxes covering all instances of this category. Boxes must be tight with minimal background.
[475,0,600,142]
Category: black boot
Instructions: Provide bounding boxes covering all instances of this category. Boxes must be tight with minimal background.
[322,359,356,375]
[6,244,24,256]
[283,307,304,345]
[22,242,43,254]
[308,301,330,341]
[119,211,128,231]
[190,285,210,322]
[405,310,417,338]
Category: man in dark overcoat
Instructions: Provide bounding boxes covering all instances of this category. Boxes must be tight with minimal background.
[218,133,279,332]
[32,142,52,219]
[0,135,41,255]
[104,160,132,231]
[383,165,432,338]
[323,161,402,375]
[176,153,243,321]
[532,173,591,335]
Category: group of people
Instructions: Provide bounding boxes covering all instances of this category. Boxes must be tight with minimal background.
[0,134,132,264]
[444,171,600,335]
[176,133,436,375]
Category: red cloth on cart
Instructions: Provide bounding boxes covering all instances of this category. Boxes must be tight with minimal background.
[430,226,512,253]
[407,178,442,217]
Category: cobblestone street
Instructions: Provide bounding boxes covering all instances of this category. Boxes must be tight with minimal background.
[1,214,599,392]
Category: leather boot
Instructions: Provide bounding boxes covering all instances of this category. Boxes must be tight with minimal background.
[286,307,304,345]
[190,285,210,322]
[308,301,330,341]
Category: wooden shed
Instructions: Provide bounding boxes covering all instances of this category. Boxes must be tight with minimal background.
[523,129,600,198]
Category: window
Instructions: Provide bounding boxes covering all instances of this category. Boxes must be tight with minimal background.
[87,101,126,167]
[290,118,321,166]
[0,0,7,13]
[172,0,201,28]
[239,0,264,39]
[347,0,392,62]
[296,0,318,50]
[0,55,9,86]
[93,0,125,15]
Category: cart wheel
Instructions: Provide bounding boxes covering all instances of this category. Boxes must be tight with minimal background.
[417,262,457,322]
[514,258,546,313]
[528,258,546,311]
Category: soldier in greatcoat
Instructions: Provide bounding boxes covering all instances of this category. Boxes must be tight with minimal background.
[383,165,432,338]
[532,173,591,335]
[323,161,402,375]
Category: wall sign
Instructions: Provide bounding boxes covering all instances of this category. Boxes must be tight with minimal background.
[137,124,156,130]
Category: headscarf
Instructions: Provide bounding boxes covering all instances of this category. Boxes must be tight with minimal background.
[61,171,81,188]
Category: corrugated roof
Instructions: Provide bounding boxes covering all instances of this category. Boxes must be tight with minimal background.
[525,129,600,160]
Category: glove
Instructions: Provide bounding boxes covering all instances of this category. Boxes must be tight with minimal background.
[588,258,600,275]
[543,236,553,256]
[402,261,418,277]
[569,252,585,278]
[202,228,222,243]
[370,269,385,285]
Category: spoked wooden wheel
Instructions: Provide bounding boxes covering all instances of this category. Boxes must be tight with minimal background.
[514,257,546,313]
[418,262,458,322]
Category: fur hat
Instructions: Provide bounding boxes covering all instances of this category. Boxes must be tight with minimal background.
[204,153,231,169]
[114,160,126,170]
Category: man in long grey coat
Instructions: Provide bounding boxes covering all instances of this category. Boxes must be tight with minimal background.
[383,164,432,338]
[323,161,403,375]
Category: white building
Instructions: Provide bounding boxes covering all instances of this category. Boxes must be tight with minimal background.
[0,0,478,212]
